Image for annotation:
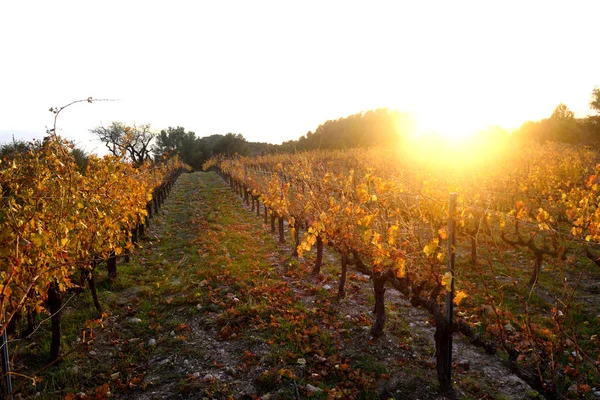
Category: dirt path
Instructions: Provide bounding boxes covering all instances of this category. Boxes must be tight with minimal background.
[24,171,543,399]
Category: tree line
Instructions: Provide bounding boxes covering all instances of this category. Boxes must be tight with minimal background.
[89,123,278,170]
[150,108,416,165]
[0,129,276,172]
[513,86,600,143]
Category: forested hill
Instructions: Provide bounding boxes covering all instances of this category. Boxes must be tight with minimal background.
[151,109,412,170]
[277,108,414,152]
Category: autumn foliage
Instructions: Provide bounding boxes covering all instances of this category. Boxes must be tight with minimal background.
[205,142,600,395]
[0,135,188,342]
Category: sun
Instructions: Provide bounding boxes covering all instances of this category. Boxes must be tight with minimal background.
[412,111,484,141]
[398,110,512,169]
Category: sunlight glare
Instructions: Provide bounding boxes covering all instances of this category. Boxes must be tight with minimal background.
[413,111,484,141]
[400,111,512,171]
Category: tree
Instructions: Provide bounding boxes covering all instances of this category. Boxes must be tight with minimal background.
[513,104,581,144]
[579,116,600,143]
[550,103,575,121]
[1,138,90,173]
[213,133,248,156]
[591,86,600,115]
[71,147,89,173]
[153,126,189,157]
[153,127,211,170]
[0,138,35,159]
[90,122,154,166]
[547,103,580,143]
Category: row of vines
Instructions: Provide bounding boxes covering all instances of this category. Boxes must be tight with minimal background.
[0,134,189,392]
[204,142,600,397]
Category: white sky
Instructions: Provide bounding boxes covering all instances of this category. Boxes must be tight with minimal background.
[1,0,598,154]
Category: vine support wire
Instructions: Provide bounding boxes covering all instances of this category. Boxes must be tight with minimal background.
[445,192,457,383]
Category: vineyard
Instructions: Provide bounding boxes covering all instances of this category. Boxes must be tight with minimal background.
[1,136,600,399]
[203,141,600,398]
[0,134,187,395]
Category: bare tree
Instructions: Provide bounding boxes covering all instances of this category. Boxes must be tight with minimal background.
[90,122,154,166]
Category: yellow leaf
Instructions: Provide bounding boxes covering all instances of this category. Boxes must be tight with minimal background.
[438,227,447,240]
[423,244,434,257]
[454,290,468,305]
[363,229,372,244]
[115,246,123,255]
[31,235,43,247]
[395,258,406,278]
[36,302,46,314]
[360,215,374,227]
[371,232,381,247]
[423,238,438,257]
[436,252,445,263]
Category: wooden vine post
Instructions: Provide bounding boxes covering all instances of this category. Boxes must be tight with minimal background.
[278,170,285,244]
[445,193,457,386]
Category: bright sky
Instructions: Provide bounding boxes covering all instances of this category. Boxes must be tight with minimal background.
[1,0,598,154]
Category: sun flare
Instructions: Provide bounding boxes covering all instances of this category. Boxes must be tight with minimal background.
[413,112,485,141]
[400,112,512,170]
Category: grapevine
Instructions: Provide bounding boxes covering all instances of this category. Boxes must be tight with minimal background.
[204,142,600,395]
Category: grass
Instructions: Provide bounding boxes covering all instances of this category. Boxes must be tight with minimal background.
[354,353,389,375]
